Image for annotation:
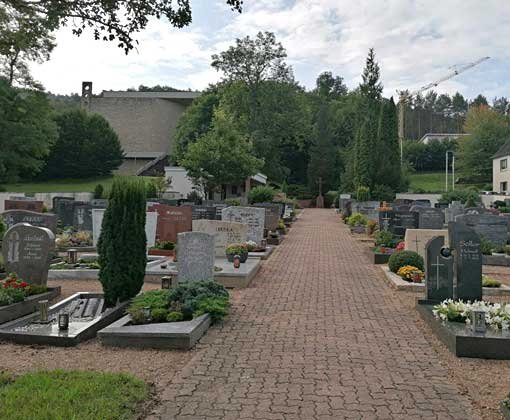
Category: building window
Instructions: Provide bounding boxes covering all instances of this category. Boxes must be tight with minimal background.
[501,182,508,192]
[231,185,238,195]
[501,159,508,171]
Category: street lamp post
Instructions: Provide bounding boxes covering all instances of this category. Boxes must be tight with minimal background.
[445,151,455,192]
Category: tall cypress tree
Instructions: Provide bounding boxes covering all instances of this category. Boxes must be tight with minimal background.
[98,177,147,306]
[375,98,401,190]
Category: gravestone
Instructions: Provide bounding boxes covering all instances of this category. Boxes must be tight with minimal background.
[177,232,215,282]
[52,197,75,226]
[455,213,507,246]
[412,199,431,208]
[92,209,158,247]
[193,220,247,257]
[404,229,449,260]
[191,205,217,221]
[147,204,192,243]
[2,210,57,233]
[352,201,380,221]
[253,203,280,231]
[449,222,482,301]
[221,206,265,244]
[73,203,94,231]
[2,223,55,285]
[425,236,454,302]
[416,208,445,229]
[4,199,44,213]
[445,201,464,223]
[380,211,418,236]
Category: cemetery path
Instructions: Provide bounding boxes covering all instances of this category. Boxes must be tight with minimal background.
[150,209,479,420]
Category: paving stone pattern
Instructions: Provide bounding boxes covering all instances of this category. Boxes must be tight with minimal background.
[150,209,478,420]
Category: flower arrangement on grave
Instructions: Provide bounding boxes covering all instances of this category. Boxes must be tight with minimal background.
[278,219,285,230]
[374,230,398,253]
[0,273,47,307]
[433,299,510,330]
[366,220,378,235]
[152,240,175,250]
[56,230,93,248]
[397,265,424,283]
[388,250,424,273]
[127,281,229,325]
[396,241,405,251]
[225,243,249,263]
[245,240,257,252]
[346,213,368,227]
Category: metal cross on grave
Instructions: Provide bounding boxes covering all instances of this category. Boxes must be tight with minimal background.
[412,236,421,252]
[431,256,445,290]
[381,213,391,231]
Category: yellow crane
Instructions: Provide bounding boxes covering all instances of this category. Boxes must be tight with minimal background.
[398,56,490,161]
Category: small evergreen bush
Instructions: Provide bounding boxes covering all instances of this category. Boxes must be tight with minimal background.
[388,251,424,273]
[248,186,276,204]
[346,213,368,227]
[356,186,370,201]
[93,184,104,199]
[98,177,147,306]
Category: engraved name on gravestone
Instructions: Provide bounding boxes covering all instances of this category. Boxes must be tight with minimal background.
[2,223,55,285]
[221,206,265,244]
[415,208,445,230]
[425,236,454,302]
[193,220,247,257]
[449,222,482,302]
[2,210,57,233]
[455,213,507,246]
[177,232,215,282]
[253,203,280,231]
[191,206,217,221]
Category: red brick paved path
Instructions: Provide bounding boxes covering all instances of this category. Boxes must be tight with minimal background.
[150,209,477,420]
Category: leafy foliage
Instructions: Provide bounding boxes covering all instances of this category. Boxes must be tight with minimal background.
[346,213,368,227]
[248,186,276,204]
[388,251,424,273]
[41,109,124,179]
[98,177,147,306]
[374,230,397,248]
[438,189,480,205]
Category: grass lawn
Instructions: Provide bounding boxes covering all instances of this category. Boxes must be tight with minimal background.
[0,370,147,420]
[408,171,446,193]
[2,176,157,193]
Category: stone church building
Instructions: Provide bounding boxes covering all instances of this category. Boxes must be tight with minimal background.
[84,82,200,175]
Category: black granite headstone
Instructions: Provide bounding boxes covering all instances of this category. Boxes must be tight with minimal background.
[417,208,445,230]
[425,236,454,302]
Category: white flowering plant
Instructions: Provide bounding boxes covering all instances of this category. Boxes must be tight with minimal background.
[433,299,510,330]
[245,241,258,252]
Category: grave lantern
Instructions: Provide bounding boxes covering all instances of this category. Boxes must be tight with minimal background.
[39,300,49,323]
[67,249,78,264]
[58,313,69,330]
[161,276,172,289]
[261,239,267,248]
[233,255,241,269]
[471,309,487,333]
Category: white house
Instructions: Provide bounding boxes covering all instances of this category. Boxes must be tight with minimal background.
[418,133,470,144]
[492,141,510,193]
[164,166,267,201]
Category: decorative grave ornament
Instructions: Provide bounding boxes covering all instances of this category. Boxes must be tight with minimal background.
[424,236,454,302]
[221,206,265,244]
[177,232,215,282]
[1,223,55,286]
[471,309,487,333]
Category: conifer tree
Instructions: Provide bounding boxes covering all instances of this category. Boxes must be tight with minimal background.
[375,98,401,190]
[98,177,147,306]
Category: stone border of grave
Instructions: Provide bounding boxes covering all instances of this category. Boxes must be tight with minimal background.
[500,399,510,420]
[380,266,510,297]
[248,246,274,260]
[0,292,129,346]
[417,300,510,359]
[98,313,211,350]
[372,250,394,265]
[0,286,61,324]
[483,255,510,267]
[212,258,261,288]
[267,235,283,246]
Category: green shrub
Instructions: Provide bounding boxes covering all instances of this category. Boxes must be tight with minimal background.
[93,184,104,199]
[150,308,169,322]
[167,311,183,322]
[248,186,276,204]
[480,236,493,255]
[225,198,241,206]
[438,190,480,205]
[286,184,312,199]
[324,191,338,208]
[493,200,506,209]
[154,240,175,250]
[356,186,370,201]
[388,251,424,273]
[225,243,248,257]
[346,213,368,227]
[98,178,147,306]
[374,230,397,247]
[482,275,501,288]
[192,297,230,323]
[0,288,26,307]
[371,185,394,202]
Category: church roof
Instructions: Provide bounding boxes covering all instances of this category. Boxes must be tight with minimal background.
[493,140,510,159]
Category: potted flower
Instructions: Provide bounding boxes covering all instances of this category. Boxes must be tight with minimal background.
[225,243,248,263]
[397,265,424,283]
[245,241,258,252]
[276,219,286,235]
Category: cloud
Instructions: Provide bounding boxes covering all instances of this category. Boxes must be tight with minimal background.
[32,0,510,100]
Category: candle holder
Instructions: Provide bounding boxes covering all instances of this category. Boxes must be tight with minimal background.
[39,300,49,323]
[67,249,78,264]
[161,276,171,289]
[233,255,241,269]
[471,309,486,333]
[58,313,69,331]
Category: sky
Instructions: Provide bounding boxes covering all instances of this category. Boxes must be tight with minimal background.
[32,0,510,101]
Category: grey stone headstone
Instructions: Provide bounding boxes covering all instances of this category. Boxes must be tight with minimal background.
[425,236,454,302]
[417,208,445,230]
[193,220,247,257]
[191,206,217,221]
[449,222,482,302]
[253,203,280,231]
[2,223,55,285]
[412,199,431,208]
[455,213,507,246]
[382,211,418,236]
[177,232,215,282]
[221,206,265,244]
[1,210,57,233]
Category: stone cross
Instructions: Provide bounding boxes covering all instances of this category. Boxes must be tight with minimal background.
[431,256,445,290]
[425,236,454,302]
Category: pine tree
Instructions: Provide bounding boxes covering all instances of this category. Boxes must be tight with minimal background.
[98,177,147,306]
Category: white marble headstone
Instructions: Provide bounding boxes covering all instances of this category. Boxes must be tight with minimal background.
[221,206,265,244]
[193,220,247,257]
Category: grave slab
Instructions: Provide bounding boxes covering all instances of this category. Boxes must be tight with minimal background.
[0,287,61,325]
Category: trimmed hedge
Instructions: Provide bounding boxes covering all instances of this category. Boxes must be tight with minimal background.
[388,251,424,273]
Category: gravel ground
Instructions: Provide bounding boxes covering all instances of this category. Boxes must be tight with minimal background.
[0,280,240,416]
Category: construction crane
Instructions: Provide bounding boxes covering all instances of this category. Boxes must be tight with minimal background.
[398,56,490,161]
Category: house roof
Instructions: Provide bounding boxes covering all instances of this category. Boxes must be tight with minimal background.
[493,141,510,160]
[418,133,470,143]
